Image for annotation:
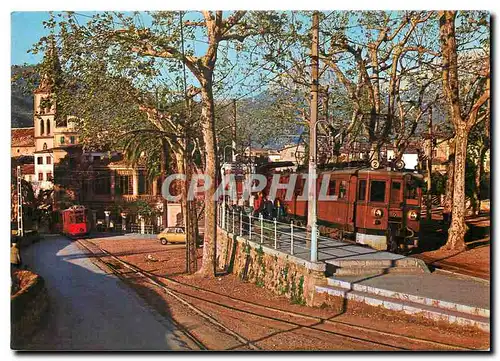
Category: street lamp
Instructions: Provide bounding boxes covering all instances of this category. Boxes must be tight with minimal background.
[310,119,331,263]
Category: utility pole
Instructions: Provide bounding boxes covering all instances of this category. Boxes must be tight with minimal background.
[180,10,197,274]
[307,11,319,262]
[232,99,237,162]
[426,108,433,221]
[17,165,24,238]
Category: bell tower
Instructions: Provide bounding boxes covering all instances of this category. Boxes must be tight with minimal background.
[34,38,60,152]
[33,38,61,190]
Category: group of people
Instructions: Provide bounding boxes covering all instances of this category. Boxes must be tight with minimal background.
[253,193,287,221]
[223,193,288,236]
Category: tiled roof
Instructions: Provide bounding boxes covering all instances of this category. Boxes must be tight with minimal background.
[11,127,35,147]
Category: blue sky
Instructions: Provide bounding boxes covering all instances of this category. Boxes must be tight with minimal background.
[10,11,214,66]
[11,12,52,65]
[10,11,294,99]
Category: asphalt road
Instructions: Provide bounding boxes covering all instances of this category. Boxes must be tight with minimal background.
[20,235,194,350]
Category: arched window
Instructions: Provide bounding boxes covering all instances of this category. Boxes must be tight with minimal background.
[46,119,51,135]
[43,143,47,150]
[40,119,44,135]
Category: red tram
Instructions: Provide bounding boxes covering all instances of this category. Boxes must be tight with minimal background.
[61,205,89,238]
[262,166,423,252]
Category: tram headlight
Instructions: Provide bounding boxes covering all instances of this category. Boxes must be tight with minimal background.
[408,210,419,221]
[373,208,383,218]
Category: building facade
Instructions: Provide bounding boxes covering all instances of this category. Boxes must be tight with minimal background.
[16,47,180,230]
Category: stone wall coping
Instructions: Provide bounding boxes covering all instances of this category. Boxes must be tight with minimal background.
[228,232,326,272]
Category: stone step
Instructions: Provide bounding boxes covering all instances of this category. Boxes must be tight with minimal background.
[325,257,424,268]
[332,266,426,277]
[315,284,490,332]
[327,277,489,318]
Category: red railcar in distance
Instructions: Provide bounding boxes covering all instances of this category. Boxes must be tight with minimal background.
[61,205,89,238]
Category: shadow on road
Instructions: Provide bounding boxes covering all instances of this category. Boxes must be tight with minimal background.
[17,236,192,351]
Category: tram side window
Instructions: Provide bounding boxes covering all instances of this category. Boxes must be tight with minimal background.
[370,181,386,203]
[406,179,418,199]
[328,180,336,196]
[75,213,85,223]
[296,178,306,195]
[358,180,367,201]
[339,180,347,199]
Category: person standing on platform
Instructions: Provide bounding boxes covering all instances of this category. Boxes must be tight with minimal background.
[11,242,22,273]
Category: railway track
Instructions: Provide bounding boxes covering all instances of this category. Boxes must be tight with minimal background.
[76,239,474,351]
[76,239,258,350]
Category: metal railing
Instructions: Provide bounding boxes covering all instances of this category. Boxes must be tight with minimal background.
[96,223,158,235]
[218,204,318,262]
[129,223,157,234]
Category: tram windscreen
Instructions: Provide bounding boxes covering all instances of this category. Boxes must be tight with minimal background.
[405,178,418,199]
[358,180,367,201]
[370,181,386,202]
[74,212,85,223]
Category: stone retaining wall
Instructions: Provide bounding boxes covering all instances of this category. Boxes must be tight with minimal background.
[216,227,326,306]
[11,270,49,349]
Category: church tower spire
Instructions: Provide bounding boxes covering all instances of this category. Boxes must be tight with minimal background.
[35,36,61,94]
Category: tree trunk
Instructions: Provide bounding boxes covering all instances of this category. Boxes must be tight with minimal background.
[473,145,487,215]
[426,109,433,221]
[443,139,455,225]
[185,161,198,274]
[197,81,217,277]
[472,151,481,216]
[426,155,432,222]
[437,10,489,251]
[175,152,198,274]
[442,127,468,251]
[187,194,199,273]
[160,139,169,228]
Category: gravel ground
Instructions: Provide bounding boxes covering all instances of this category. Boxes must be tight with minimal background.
[84,236,490,351]
[414,245,490,279]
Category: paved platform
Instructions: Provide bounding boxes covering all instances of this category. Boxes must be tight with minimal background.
[237,224,428,275]
[224,224,490,331]
[273,229,406,263]
[317,272,490,332]
[333,273,490,311]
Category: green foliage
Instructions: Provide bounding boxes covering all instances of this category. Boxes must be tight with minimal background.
[255,245,266,287]
[290,274,305,305]
[278,264,290,295]
[431,172,447,195]
[216,92,304,152]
